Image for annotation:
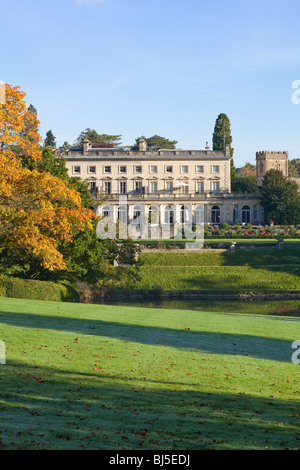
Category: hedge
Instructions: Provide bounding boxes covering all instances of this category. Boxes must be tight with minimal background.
[0,276,79,302]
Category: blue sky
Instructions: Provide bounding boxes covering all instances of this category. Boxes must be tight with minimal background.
[2,0,300,166]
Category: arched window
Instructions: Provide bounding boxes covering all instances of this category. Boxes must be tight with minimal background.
[149,205,159,224]
[165,205,174,224]
[212,206,221,224]
[242,205,251,224]
[132,205,142,225]
[102,206,111,218]
[118,206,127,224]
[180,205,190,223]
[195,205,204,225]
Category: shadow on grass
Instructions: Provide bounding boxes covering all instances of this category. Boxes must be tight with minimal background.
[0,310,297,363]
[0,360,299,450]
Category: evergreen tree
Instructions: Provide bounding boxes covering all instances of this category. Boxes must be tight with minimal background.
[212,113,233,154]
[260,169,300,225]
[74,128,122,148]
[231,175,257,193]
[131,135,177,151]
[44,130,56,148]
[213,113,236,182]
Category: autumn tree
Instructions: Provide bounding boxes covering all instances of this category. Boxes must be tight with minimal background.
[0,84,96,277]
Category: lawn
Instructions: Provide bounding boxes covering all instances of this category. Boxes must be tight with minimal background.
[135,266,300,292]
[140,246,300,267]
[134,246,300,292]
[0,297,299,450]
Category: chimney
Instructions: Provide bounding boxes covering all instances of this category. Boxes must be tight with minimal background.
[205,142,210,150]
[138,137,147,152]
[83,138,91,154]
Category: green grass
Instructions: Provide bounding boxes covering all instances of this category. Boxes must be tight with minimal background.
[135,266,300,292]
[0,297,299,450]
[140,246,300,267]
[132,247,300,293]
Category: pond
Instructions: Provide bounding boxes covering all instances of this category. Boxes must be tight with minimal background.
[89,298,300,317]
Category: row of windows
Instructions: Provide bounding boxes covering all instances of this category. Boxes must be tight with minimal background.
[72,164,221,175]
[101,204,258,224]
[93,180,220,195]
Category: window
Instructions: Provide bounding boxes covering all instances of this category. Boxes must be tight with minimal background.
[119,166,127,173]
[150,165,157,173]
[196,181,204,194]
[104,181,111,194]
[135,181,142,194]
[104,166,111,174]
[135,165,142,173]
[119,181,127,194]
[233,204,239,223]
[88,166,96,173]
[212,165,220,174]
[195,205,204,224]
[90,181,97,194]
[212,181,220,193]
[118,206,127,224]
[180,183,189,195]
[165,206,174,224]
[150,181,158,194]
[242,205,251,224]
[165,165,173,173]
[73,166,81,174]
[181,165,188,173]
[166,181,173,194]
[253,204,258,221]
[212,206,220,224]
[180,205,190,223]
[149,205,159,224]
[196,165,204,173]
[102,206,111,218]
[132,206,141,225]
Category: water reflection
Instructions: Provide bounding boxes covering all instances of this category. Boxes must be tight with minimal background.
[88,298,300,317]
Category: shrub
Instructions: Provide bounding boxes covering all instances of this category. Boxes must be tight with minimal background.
[0,276,79,302]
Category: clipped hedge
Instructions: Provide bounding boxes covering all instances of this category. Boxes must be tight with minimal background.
[0,276,79,302]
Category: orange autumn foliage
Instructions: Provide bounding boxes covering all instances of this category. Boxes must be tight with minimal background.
[0,84,96,271]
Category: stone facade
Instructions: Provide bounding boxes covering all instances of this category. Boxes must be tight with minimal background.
[63,138,265,226]
[256,151,289,186]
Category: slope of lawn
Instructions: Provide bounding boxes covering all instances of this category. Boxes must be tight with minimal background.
[136,266,300,292]
[0,297,299,450]
[140,246,300,267]
[134,246,300,293]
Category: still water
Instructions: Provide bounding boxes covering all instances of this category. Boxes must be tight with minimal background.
[90,298,300,317]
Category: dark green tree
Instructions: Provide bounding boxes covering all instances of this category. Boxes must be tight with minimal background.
[27,104,37,115]
[44,130,56,148]
[74,128,122,148]
[260,169,300,225]
[213,113,235,179]
[131,135,177,151]
[212,113,233,153]
[231,175,257,194]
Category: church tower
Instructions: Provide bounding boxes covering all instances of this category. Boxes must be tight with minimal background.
[256,151,289,186]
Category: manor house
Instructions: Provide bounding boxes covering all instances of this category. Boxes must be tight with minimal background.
[62,138,290,227]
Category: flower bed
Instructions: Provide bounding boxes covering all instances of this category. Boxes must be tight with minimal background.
[204,224,300,239]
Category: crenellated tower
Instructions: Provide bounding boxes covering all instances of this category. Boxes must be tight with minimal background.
[256,151,289,186]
